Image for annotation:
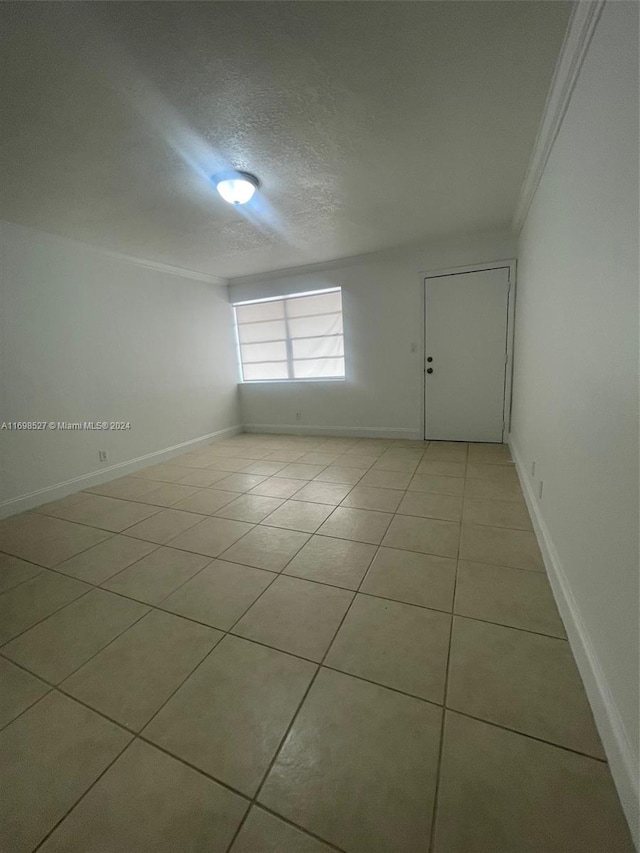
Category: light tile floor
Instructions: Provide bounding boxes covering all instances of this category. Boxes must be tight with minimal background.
[0,434,634,853]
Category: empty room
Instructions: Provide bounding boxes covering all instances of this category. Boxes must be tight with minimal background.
[0,1,638,851]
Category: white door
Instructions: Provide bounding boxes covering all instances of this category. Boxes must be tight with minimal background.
[424,266,510,442]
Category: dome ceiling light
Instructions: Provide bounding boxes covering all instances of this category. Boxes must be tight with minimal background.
[215,171,260,205]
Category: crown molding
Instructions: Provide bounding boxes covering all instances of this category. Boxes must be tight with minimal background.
[0,219,228,285]
[512,0,606,232]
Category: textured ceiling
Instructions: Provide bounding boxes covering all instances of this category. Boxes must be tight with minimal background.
[0,1,572,278]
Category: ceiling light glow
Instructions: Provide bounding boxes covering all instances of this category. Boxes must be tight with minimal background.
[215,171,260,205]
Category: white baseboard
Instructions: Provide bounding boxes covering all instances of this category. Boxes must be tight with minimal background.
[508,436,639,847]
[242,423,424,440]
[0,425,243,519]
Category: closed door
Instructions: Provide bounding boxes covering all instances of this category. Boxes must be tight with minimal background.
[425,267,510,442]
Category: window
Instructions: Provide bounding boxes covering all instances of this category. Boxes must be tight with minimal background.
[233,288,345,382]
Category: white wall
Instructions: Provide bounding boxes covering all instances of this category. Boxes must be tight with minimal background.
[229,230,516,438]
[0,223,240,514]
[509,1,639,838]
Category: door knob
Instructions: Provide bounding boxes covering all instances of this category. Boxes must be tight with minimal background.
[426,367,433,374]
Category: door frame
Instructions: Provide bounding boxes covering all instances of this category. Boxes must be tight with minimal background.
[421,259,517,443]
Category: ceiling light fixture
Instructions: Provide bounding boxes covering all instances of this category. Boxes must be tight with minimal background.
[215,171,260,205]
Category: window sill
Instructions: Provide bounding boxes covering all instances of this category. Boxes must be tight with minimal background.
[239,378,347,385]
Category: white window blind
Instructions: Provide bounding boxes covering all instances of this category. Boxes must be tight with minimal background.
[234,288,345,382]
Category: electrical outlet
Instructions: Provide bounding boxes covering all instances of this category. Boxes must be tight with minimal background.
[538,480,544,500]
[98,450,108,462]
[295,411,302,422]
[531,461,536,477]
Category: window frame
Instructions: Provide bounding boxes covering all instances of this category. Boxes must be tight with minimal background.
[233,287,347,384]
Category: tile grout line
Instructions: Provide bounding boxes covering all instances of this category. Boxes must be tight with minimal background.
[0,505,542,582]
[0,563,48,596]
[0,516,543,586]
[1,497,311,725]
[240,802,350,853]
[104,508,322,743]
[0,586,97,652]
[0,664,54,734]
[222,540,376,853]
[0,518,314,653]
[5,523,328,852]
[433,707,611,764]
[0,539,172,647]
[2,439,548,850]
[231,574,363,830]
[1,595,154,690]
[93,545,230,615]
[0,456,549,655]
[34,501,166,535]
[0,434,569,717]
[0,503,547,677]
[30,720,133,853]
[2,449,521,560]
[427,442,467,853]
[0,648,610,767]
[0,528,119,570]
[112,538,305,738]
[221,492,427,849]
[135,523,346,851]
[27,443,453,527]
[0,518,150,573]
